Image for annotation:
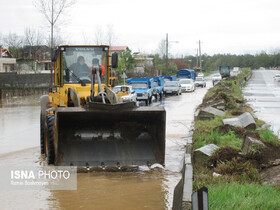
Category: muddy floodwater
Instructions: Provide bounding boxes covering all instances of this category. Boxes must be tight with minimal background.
[0,85,210,209]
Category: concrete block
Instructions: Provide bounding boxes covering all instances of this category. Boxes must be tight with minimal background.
[196,106,225,120]
[242,136,265,155]
[194,144,219,166]
[207,99,225,111]
[257,123,271,131]
[223,112,256,129]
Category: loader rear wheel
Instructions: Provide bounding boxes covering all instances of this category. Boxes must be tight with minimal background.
[45,114,55,164]
[40,112,45,154]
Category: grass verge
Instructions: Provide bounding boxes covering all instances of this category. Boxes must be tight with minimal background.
[209,182,280,210]
[192,68,280,208]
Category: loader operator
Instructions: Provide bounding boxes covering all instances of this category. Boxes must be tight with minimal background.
[91,58,105,83]
[69,56,91,80]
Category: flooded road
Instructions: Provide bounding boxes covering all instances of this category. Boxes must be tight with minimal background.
[0,83,210,209]
[243,70,280,137]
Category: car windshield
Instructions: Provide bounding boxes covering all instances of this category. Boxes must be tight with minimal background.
[196,77,203,81]
[112,87,121,93]
[220,67,229,72]
[165,81,178,87]
[130,83,148,89]
[179,80,191,84]
[62,46,108,84]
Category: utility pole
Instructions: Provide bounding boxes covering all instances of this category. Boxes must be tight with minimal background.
[165,33,178,74]
[166,33,168,73]
[196,48,199,68]
[198,40,202,71]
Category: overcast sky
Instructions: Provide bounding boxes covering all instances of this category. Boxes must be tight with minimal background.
[1,0,280,56]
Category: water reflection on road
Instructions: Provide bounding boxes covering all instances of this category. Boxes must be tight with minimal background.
[243,70,280,137]
[0,84,209,209]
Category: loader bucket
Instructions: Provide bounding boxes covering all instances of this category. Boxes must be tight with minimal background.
[54,104,165,168]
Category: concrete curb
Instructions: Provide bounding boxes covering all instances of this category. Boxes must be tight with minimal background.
[172,124,194,210]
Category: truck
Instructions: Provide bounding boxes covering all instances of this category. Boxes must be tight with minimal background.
[177,69,196,81]
[162,75,177,82]
[127,77,154,106]
[40,45,166,169]
[219,66,230,78]
[152,76,164,100]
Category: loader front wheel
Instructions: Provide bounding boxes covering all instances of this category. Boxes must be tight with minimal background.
[145,99,149,106]
[159,93,163,101]
[40,112,45,154]
[45,114,55,164]
[149,96,152,104]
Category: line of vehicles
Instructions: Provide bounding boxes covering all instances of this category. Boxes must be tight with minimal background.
[114,69,207,106]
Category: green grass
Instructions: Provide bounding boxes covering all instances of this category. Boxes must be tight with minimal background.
[203,71,212,77]
[209,182,280,210]
[236,68,251,81]
[194,117,224,134]
[193,121,243,149]
[258,128,280,146]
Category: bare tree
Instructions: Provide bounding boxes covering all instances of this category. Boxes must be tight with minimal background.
[94,25,104,45]
[157,39,166,58]
[106,24,116,46]
[46,33,66,48]
[3,33,24,58]
[0,32,3,46]
[82,31,91,45]
[24,27,45,59]
[34,0,75,51]
[34,0,75,85]
[90,24,117,46]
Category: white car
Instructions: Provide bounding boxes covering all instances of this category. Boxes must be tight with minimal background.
[212,73,222,85]
[179,79,195,92]
[197,72,204,77]
[112,85,137,103]
[195,77,206,88]
[273,74,280,82]
[163,81,182,95]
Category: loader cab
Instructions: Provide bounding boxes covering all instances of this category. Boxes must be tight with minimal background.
[59,46,109,86]
[53,45,118,88]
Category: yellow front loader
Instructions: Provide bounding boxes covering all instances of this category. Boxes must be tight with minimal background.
[40,45,165,169]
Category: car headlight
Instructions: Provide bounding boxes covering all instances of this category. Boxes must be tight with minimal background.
[143,92,147,96]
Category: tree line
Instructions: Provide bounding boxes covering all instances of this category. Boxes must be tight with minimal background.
[147,52,280,77]
[200,53,280,71]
